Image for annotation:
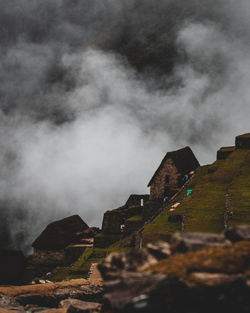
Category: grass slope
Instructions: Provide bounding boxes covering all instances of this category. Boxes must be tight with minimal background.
[148,241,250,280]
[51,149,250,281]
[142,150,250,245]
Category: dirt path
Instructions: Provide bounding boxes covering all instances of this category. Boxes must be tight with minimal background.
[88,263,102,281]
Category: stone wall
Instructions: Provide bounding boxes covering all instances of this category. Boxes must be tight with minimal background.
[217,147,235,160]
[32,249,66,266]
[124,218,144,236]
[150,158,179,200]
[101,204,144,235]
[94,233,122,248]
[125,195,150,207]
[235,134,250,149]
[102,208,125,234]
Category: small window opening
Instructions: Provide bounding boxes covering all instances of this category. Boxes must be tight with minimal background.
[165,175,170,184]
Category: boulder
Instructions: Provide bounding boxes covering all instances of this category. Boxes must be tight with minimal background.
[32,215,89,251]
[16,294,57,308]
[0,295,24,312]
[60,299,101,313]
[171,232,229,252]
[189,272,243,288]
[102,272,166,312]
[15,284,103,307]
[146,242,171,260]
[101,260,249,313]
[0,250,25,284]
[225,225,250,242]
[100,239,250,313]
[98,249,157,281]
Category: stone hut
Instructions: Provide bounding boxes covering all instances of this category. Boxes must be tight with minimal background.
[147,146,200,200]
[32,215,89,251]
[235,133,250,149]
[217,146,235,160]
[102,206,126,234]
[101,194,149,235]
[125,194,150,207]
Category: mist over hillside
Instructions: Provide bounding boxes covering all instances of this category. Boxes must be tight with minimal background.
[0,0,250,252]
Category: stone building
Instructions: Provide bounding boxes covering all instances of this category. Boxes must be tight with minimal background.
[101,194,149,235]
[31,215,90,268]
[235,133,250,149]
[217,146,235,160]
[32,215,89,251]
[101,206,126,234]
[147,146,200,200]
[125,194,150,207]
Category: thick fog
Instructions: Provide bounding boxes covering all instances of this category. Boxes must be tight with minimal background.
[0,0,250,252]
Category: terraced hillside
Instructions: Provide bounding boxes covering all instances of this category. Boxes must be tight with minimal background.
[50,239,131,281]
[39,142,250,282]
[142,149,250,245]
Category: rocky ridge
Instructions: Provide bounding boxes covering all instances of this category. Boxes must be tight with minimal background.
[98,226,250,313]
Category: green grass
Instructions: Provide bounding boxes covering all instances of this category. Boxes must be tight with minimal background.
[108,235,133,249]
[51,239,132,282]
[94,232,123,248]
[229,152,250,227]
[52,150,250,281]
[142,150,250,244]
[51,247,94,281]
[126,215,143,222]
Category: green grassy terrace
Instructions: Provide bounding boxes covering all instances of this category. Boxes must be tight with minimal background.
[51,238,131,281]
[142,149,250,245]
[51,149,250,281]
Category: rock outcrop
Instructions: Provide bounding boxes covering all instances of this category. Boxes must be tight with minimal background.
[99,227,250,313]
[0,279,103,312]
[60,299,102,313]
[225,225,250,242]
[98,249,158,281]
[171,232,229,252]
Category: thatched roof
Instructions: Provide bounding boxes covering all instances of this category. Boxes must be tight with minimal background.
[148,146,200,187]
[32,215,89,250]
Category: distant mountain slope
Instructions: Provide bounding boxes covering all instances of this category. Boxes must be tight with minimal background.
[142,149,250,245]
